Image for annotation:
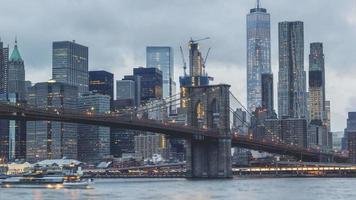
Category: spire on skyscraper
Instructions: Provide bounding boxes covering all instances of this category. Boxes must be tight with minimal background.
[257,0,260,9]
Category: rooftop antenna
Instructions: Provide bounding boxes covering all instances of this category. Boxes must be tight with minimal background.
[257,0,260,9]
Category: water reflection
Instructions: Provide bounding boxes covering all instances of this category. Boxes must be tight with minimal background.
[1,178,356,200]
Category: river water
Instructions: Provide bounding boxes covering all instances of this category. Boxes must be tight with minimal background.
[1,178,356,200]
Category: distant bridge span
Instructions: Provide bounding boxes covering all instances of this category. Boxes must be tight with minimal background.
[0,101,349,166]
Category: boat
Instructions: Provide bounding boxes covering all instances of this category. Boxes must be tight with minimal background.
[1,173,93,189]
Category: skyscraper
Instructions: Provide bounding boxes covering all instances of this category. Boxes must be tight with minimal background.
[116,80,136,106]
[0,93,26,162]
[26,81,78,162]
[261,73,275,118]
[133,67,162,102]
[89,70,114,100]
[309,43,325,123]
[345,112,356,163]
[52,41,89,95]
[0,42,9,94]
[0,40,27,162]
[8,40,26,100]
[78,93,110,164]
[278,21,307,119]
[246,0,271,112]
[146,47,175,99]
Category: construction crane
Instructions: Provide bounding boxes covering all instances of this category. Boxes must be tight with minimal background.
[189,37,210,44]
[180,46,187,76]
[203,47,211,68]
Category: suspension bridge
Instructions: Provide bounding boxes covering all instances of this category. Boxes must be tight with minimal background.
[0,84,348,178]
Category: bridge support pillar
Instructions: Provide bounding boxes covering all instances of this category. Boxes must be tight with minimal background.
[186,138,232,178]
[185,84,232,178]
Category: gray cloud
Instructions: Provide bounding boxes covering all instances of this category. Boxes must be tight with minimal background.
[0,0,355,131]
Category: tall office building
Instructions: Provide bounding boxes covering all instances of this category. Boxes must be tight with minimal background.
[246,0,271,112]
[265,117,308,148]
[52,41,89,95]
[146,47,175,99]
[278,21,307,119]
[8,40,26,100]
[261,73,275,118]
[78,94,110,164]
[0,40,27,162]
[26,81,78,162]
[133,67,162,102]
[0,42,9,94]
[116,80,135,101]
[232,108,248,135]
[345,112,356,163]
[89,70,114,100]
[309,43,325,122]
[122,75,141,107]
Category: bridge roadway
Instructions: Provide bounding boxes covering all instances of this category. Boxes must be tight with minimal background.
[0,102,219,140]
[0,102,349,163]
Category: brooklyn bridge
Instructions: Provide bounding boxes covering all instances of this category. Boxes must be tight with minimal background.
[0,84,348,178]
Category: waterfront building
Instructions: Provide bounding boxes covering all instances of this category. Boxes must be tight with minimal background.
[345,112,356,163]
[134,134,169,161]
[26,81,78,162]
[52,41,89,95]
[78,93,110,164]
[110,129,137,158]
[246,0,271,112]
[89,70,114,101]
[278,21,307,119]
[133,67,162,102]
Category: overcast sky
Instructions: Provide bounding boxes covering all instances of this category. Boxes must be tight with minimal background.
[0,0,355,131]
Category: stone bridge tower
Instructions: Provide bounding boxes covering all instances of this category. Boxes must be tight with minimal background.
[186,84,232,178]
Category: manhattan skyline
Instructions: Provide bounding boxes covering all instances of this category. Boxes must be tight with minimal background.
[0,0,355,131]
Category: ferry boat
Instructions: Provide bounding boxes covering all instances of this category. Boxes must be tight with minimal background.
[1,173,93,189]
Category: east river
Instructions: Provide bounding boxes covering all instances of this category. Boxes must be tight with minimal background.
[1,178,356,200]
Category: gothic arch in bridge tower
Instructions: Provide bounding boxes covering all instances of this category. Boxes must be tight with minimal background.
[193,100,205,128]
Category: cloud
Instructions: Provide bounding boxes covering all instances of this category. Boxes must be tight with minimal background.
[0,0,355,131]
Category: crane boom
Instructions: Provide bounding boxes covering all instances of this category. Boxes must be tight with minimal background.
[180,46,187,76]
[190,37,210,44]
[203,47,211,66]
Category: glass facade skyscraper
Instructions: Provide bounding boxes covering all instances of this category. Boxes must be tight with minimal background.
[278,21,307,119]
[78,94,110,164]
[52,41,89,95]
[133,67,162,102]
[246,1,271,112]
[146,47,175,99]
[26,81,78,162]
[89,70,114,101]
